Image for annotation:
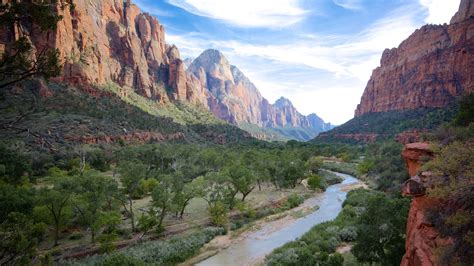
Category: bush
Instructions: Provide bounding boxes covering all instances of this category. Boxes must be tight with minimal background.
[69,231,84,240]
[68,227,225,265]
[208,202,228,227]
[308,175,326,191]
[285,193,304,209]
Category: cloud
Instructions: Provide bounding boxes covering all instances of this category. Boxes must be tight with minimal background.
[333,0,364,10]
[166,0,307,28]
[419,0,461,24]
[134,0,173,17]
[164,4,425,124]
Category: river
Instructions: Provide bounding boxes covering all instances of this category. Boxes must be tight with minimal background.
[197,173,361,266]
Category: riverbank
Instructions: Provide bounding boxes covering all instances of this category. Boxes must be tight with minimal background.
[189,173,362,266]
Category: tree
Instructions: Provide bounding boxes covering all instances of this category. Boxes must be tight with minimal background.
[307,175,325,191]
[71,171,119,243]
[0,212,46,265]
[116,161,148,231]
[352,194,409,265]
[173,176,205,219]
[37,177,72,246]
[454,93,474,127]
[226,164,255,202]
[150,175,175,229]
[305,156,323,175]
[0,1,69,88]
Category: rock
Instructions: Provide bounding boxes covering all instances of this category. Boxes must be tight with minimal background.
[355,1,474,116]
[401,197,452,266]
[402,142,434,177]
[451,0,474,24]
[401,143,452,266]
[187,49,333,138]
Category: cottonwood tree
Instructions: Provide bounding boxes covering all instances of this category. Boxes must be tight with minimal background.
[116,161,148,231]
[37,176,72,246]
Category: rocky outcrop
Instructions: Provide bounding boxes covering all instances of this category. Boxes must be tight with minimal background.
[1,0,208,105]
[0,1,331,141]
[402,142,434,177]
[401,143,451,266]
[355,0,474,116]
[187,49,333,140]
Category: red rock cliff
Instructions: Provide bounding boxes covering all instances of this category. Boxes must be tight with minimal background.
[355,0,474,116]
[0,0,208,105]
[401,143,451,266]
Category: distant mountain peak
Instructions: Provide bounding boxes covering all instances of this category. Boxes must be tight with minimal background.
[273,97,294,108]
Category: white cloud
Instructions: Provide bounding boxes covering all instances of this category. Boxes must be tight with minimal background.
[419,0,460,24]
[164,4,425,124]
[333,0,364,10]
[166,0,307,28]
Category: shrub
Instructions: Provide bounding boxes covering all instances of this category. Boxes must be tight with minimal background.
[208,202,228,227]
[308,175,326,191]
[285,193,304,209]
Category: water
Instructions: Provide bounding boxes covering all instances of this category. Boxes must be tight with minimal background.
[197,173,360,266]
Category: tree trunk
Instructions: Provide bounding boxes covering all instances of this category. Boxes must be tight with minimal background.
[54,221,59,246]
[158,206,167,228]
[257,179,262,191]
[129,198,135,231]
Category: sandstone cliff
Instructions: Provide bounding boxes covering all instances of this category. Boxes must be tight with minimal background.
[188,49,333,140]
[1,1,332,141]
[0,0,208,105]
[355,0,474,116]
[401,143,451,266]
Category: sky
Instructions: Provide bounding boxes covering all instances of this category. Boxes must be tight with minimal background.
[135,0,461,125]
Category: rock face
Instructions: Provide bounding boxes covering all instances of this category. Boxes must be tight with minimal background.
[0,1,332,140]
[401,143,451,266]
[355,0,474,116]
[1,0,208,105]
[187,49,333,139]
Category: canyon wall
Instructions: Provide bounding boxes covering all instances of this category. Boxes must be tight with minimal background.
[188,49,333,137]
[355,0,474,116]
[0,1,332,140]
[401,143,451,266]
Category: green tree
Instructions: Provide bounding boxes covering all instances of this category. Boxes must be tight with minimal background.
[307,175,325,191]
[0,212,46,265]
[226,164,255,202]
[150,175,175,229]
[72,171,119,243]
[454,93,474,127]
[117,161,148,231]
[0,1,69,88]
[173,176,205,218]
[37,177,72,246]
[352,194,409,265]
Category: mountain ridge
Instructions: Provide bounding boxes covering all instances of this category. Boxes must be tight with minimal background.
[187,49,333,140]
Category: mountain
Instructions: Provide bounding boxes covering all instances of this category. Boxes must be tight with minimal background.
[317,0,473,143]
[188,49,333,141]
[0,0,259,147]
[0,0,332,144]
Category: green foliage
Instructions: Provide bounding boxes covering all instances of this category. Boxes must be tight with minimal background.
[285,193,305,209]
[308,175,325,191]
[322,162,358,177]
[0,144,32,184]
[0,0,68,88]
[0,212,46,265]
[352,194,409,265]
[423,140,474,264]
[454,93,474,127]
[266,189,409,266]
[208,201,229,227]
[317,107,457,143]
[71,227,226,265]
[359,141,408,193]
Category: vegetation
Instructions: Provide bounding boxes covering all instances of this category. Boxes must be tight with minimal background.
[265,189,410,265]
[316,107,457,143]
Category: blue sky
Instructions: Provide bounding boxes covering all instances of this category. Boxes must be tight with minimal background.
[135,0,460,124]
